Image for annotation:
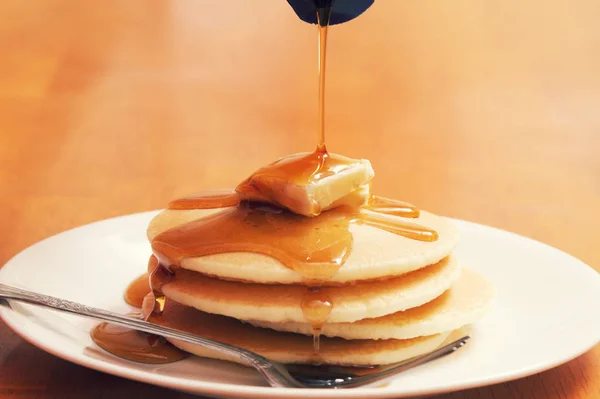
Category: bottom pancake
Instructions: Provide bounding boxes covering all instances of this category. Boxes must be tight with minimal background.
[150,300,452,366]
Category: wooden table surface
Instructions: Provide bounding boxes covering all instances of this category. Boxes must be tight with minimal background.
[1,0,598,398]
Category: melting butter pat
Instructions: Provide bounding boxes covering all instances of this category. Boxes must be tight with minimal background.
[236,152,374,216]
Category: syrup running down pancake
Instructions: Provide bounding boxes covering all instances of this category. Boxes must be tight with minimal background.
[147,204,459,285]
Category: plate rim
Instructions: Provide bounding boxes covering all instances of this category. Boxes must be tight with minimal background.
[0,211,599,398]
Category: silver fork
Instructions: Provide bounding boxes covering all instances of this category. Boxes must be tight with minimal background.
[0,283,469,388]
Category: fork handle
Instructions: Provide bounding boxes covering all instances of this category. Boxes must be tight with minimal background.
[0,283,303,388]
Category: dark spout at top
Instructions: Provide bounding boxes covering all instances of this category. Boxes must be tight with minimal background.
[286,0,374,26]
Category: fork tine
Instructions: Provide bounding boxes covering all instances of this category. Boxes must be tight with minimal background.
[340,335,471,388]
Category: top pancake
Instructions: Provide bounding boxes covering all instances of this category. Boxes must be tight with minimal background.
[147,207,459,284]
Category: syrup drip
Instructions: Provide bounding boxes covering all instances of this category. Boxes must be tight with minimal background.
[364,195,420,218]
[356,207,437,241]
[147,255,176,316]
[301,287,333,353]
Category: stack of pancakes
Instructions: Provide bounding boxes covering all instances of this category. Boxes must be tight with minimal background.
[145,206,493,366]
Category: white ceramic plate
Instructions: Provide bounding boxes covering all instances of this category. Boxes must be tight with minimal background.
[1,211,599,398]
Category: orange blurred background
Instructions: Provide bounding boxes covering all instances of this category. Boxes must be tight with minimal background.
[0,1,598,398]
